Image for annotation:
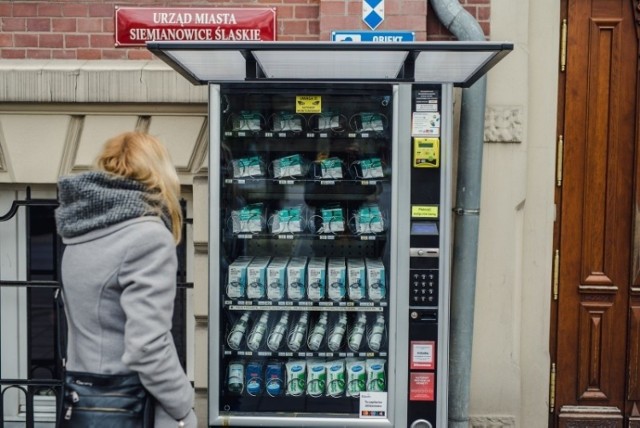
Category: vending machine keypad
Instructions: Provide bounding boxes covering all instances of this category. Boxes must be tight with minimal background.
[410,269,438,306]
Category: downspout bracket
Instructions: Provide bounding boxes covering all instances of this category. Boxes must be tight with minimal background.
[452,207,481,216]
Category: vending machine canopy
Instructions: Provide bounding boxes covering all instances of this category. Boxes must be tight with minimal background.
[147,41,513,88]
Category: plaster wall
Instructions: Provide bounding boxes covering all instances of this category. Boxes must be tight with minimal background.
[467,0,557,426]
[0,61,208,185]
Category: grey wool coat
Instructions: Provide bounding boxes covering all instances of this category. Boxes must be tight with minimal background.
[60,217,196,427]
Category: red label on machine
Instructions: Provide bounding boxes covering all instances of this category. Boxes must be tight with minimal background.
[115,7,276,46]
[410,341,435,370]
[410,372,435,401]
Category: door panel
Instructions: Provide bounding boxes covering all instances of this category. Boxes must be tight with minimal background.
[554,0,637,425]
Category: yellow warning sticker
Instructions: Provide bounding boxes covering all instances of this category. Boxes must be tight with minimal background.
[411,205,439,218]
[296,95,322,113]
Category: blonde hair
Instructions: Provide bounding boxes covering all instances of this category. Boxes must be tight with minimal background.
[95,131,182,243]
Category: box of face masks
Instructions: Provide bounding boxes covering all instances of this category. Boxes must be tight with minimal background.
[267,257,289,301]
[307,257,326,301]
[347,258,366,301]
[246,257,271,299]
[286,257,308,301]
[365,258,386,301]
[327,258,346,301]
[227,256,254,299]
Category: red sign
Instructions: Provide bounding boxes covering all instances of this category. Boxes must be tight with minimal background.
[409,372,435,401]
[115,7,277,47]
[410,340,435,370]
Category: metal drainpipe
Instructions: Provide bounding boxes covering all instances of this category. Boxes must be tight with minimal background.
[428,1,488,427]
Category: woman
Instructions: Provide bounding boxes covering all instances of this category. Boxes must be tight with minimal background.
[55,132,197,427]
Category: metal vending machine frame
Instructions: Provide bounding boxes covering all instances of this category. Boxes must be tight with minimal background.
[147,41,512,428]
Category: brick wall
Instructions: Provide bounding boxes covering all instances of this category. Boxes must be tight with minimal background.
[0,0,490,60]
[319,0,428,41]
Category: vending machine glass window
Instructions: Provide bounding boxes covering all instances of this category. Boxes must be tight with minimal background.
[216,86,394,419]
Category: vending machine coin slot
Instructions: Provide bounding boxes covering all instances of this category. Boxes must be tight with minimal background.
[410,248,439,258]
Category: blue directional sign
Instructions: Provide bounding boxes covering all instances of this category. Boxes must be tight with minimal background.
[332,31,415,43]
[363,0,384,30]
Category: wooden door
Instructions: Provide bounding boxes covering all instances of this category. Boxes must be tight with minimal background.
[552,0,639,426]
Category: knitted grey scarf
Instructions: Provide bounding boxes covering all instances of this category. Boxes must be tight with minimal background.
[55,171,171,239]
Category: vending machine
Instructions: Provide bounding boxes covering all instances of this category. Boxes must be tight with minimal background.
[148,41,512,428]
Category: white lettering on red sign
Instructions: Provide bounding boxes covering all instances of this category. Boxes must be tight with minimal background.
[148,12,239,25]
[115,7,276,46]
[127,27,261,42]
[409,372,434,401]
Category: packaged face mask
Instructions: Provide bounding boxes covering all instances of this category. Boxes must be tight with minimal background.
[270,206,304,234]
[355,204,384,234]
[232,110,263,131]
[232,156,265,178]
[315,157,343,180]
[231,203,264,234]
[272,111,304,132]
[353,112,385,132]
[318,206,345,234]
[272,154,308,179]
[353,158,384,179]
[314,111,343,132]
